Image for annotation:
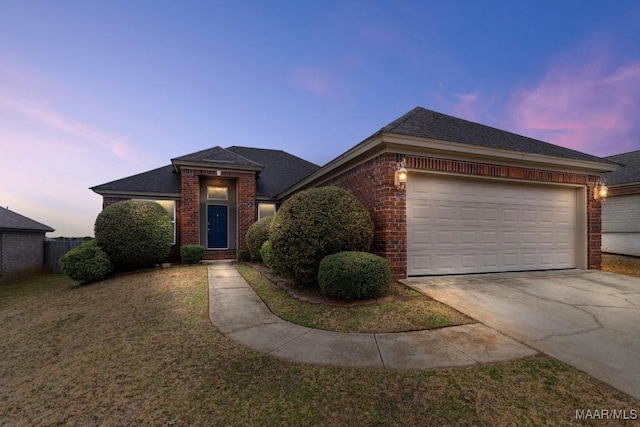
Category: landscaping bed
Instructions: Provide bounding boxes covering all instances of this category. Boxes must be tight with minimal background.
[236,263,474,333]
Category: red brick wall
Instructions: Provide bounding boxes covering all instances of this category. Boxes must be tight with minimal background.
[320,152,603,278]
[321,153,407,279]
[608,184,640,197]
[178,168,256,260]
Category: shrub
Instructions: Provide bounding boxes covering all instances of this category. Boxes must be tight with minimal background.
[180,245,205,264]
[260,240,277,271]
[238,249,251,262]
[318,251,391,300]
[95,200,173,271]
[60,240,113,283]
[245,216,273,261]
[269,186,374,287]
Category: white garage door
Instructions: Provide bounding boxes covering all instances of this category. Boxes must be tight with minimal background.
[407,174,577,275]
[602,194,640,233]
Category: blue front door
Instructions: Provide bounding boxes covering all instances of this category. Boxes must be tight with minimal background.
[207,205,228,249]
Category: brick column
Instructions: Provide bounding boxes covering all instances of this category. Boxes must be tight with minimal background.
[179,169,199,245]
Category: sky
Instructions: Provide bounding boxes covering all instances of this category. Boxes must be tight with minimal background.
[1,1,639,237]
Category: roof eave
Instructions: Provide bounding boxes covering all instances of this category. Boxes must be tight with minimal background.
[91,189,182,198]
[0,226,54,233]
[382,133,620,174]
[171,159,263,173]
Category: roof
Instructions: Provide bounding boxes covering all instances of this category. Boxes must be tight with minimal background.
[227,146,320,198]
[172,146,263,171]
[0,207,54,233]
[378,107,616,165]
[604,149,640,186]
[91,164,181,196]
[91,146,320,200]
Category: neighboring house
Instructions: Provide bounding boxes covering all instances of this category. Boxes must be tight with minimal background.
[0,207,55,283]
[602,150,640,233]
[92,107,618,279]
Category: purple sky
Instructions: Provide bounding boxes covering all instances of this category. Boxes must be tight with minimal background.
[1,1,639,237]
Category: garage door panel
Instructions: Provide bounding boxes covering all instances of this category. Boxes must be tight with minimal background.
[407,174,577,275]
[602,194,640,233]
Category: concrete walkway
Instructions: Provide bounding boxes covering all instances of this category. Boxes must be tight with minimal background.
[207,262,537,369]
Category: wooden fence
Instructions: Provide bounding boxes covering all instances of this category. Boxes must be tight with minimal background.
[44,238,89,273]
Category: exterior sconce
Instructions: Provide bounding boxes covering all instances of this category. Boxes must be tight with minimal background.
[594,181,608,201]
[395,158,408,189]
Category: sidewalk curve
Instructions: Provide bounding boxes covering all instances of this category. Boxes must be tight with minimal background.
[207,262,537,369]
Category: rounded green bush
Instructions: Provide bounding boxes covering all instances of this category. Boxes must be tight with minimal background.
[60,240,113,283]
[269,186,374,287]
[245,216,273,261]
[260,240,277,271]
[318,251,391,300]
[180,244,205,264]
[95,200,173,271]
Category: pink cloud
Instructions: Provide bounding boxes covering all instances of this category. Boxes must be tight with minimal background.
[0,97,129,159]
[509,61,640,156]
[290,66,338,98]
[451,91,480,122]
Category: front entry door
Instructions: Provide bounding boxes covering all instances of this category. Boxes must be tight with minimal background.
[207,205,228,249]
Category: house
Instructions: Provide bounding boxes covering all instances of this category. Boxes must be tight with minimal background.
[601,150,640,255]
[0,207,55,283]
[91,147,321,260]
[92,107,618,278]
[602,150,640,233]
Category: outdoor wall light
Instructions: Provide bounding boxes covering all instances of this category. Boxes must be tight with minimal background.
[395,158,408,189]
[594,180,608,201]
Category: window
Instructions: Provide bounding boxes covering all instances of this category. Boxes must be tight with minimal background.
[134,199,176,245]
[258,203,276,220]
[207,186,228,200]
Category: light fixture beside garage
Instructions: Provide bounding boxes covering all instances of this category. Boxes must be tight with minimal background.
[395,158,408,189]
[594,180,608,201]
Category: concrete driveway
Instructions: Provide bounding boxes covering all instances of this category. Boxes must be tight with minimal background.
[404,270,640,399]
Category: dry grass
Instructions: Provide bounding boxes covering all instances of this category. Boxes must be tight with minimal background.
[236,263,474,333]
[602,253,640,278]
[1,266,638,426]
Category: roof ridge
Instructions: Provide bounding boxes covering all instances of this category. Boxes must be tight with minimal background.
[606,149,640,158]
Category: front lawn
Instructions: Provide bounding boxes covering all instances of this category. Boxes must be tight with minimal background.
[0,266,637,426]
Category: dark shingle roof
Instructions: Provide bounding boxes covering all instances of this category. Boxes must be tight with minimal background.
[379,107,615,164]
[604,150,640,185]
[172,146,263,169]
[227,146,320,198]
[91,165,181,195]
[91,146,319,200]
[0,207,54,232]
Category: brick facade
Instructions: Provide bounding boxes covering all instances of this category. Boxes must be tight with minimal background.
[0,231,46,283]
[321,152,603,279]
[179,168,256,260]
[608,184,640,197]
[321,153,406,279]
